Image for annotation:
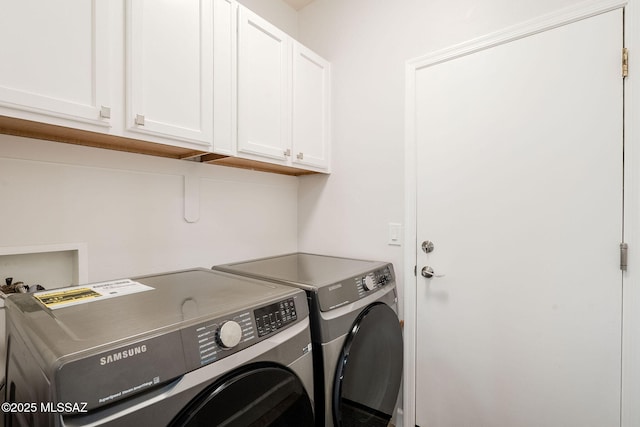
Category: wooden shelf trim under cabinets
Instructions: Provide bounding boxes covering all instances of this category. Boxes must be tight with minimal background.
[0,116,319,176]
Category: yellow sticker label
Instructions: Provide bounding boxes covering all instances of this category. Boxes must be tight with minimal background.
[35,288,102,308]
[34,279,154,310]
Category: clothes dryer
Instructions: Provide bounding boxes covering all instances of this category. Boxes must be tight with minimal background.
[4,268,314,426]
[214,253,403,427]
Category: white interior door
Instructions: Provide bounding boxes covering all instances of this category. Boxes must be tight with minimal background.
[413,9,623,427]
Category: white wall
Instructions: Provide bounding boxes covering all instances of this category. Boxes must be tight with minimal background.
[238,0,299,37]
[0,135,298,284]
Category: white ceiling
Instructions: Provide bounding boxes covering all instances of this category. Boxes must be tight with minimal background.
[283,0,314,11]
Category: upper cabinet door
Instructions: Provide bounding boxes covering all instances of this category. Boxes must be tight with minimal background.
[212,0,237,156]
[237,6,291,162]
[0,0,111,129]
[126,0,214,148]
[292,42,331,171]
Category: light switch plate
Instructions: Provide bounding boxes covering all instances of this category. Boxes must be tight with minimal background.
[388,223,402,246]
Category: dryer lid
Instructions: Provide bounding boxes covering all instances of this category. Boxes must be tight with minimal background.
[215,253,387,289]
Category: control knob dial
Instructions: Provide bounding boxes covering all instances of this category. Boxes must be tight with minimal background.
[216,320,242,349]
[363,274,377,291]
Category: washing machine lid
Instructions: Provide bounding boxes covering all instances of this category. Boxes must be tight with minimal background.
[214,253,395,311]
[9,269,296,351]
[4,268,309,411]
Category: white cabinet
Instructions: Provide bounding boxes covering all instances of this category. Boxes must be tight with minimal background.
[237,6,291,163]
[237,6,331,172]
[0,0,111,130]
[125,0,215,149]
[0,1,329,175]
[292,43,331,170]
[212,0,237,156]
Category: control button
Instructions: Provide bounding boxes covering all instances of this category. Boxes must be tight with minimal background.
[216,321,242,349]
[363,274,377,291]
[378,274,389,286]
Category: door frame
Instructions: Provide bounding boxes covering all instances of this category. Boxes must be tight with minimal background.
[403,1,632,425]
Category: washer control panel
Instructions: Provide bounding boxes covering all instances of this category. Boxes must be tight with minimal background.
[181,292,306,370]
[254,297,297,337]
[191,311,255,366]
[215,320,244,349]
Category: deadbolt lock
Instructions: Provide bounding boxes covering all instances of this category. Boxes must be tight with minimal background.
[422,241,435,253]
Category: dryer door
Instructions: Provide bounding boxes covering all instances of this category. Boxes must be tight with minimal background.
[170,363,314,427]
[333,302,403,426]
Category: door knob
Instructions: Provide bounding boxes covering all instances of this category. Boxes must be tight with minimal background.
[421,266,445,279]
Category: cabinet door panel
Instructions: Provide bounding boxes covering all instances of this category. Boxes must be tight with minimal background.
[212,0,237,155]
[127,0,213,147]
[237,6,290,161]
[292,43,330,170]
[0,0,110,127]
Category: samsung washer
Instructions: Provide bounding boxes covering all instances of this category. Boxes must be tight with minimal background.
[214,253,403,427]
[3,268,315,426]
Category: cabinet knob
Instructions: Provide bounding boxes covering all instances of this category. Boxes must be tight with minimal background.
[296,152,304,160]
[135,114,145,126]
[284,149,291,156]
[100,106,111,119]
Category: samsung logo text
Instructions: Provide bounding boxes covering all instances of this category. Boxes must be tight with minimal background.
[100,345,147,366]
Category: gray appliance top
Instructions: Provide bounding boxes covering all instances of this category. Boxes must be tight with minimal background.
[5,268,310,411]
[214,253,396,312]
[5,268,305,358]
[214,253,388,290]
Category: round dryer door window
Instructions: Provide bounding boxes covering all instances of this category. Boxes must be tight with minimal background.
[170,363,314,427]
[333,302,403,426]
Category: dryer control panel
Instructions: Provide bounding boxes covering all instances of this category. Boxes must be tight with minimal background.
[316,264,395,312]
[356,266,394,296]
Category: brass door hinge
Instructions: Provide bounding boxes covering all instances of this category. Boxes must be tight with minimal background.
[623,48,629,78]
